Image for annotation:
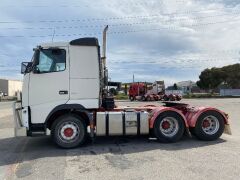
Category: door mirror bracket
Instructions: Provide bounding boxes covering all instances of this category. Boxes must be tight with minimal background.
[21,62,33,74]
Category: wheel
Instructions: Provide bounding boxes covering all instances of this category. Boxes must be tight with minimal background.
[154,111,185,143]
[146,96,151,101]
[129,96,135,101]
[164,96,169,101]
[141,96,146,101]
[51,114,87,148]
[193,111,224,141]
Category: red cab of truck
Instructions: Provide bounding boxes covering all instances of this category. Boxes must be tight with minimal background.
[129,83,146,101]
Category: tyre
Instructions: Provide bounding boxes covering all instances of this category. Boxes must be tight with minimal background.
[146,96,151,101]
[164,96,169,101]
[154,111,185,143]
[141,96,146,101]
[51,114,87,148]
[129,96,135,101]
[193,111,224,141]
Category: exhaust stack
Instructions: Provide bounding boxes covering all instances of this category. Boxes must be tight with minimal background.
[101,25,109,89]
[102,25,108,68]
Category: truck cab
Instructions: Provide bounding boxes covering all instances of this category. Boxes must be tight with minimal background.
[20,38,103,134]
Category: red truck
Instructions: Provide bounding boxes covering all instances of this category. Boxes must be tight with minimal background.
[129,83,182,101]
[129,83,146,101]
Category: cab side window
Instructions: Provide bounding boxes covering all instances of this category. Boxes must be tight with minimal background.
[37,49,66,73]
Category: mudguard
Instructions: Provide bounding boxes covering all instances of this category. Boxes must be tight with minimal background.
[149,107,189,129]
[185,107,229,127]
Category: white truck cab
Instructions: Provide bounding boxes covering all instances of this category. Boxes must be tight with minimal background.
[20,38,104,135]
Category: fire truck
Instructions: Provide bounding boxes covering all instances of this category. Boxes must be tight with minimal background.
[13,26,231,148]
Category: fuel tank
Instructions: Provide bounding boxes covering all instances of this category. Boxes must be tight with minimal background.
[96,111,149,136]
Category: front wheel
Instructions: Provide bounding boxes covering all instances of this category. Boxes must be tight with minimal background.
[193,111,224,141]
[154,111,185,143]
[51,114,87,148]
[146,96,151,101]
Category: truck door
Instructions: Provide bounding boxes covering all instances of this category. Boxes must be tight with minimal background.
[28,47,69,124]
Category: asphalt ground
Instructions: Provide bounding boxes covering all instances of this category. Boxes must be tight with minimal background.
[0,99,240,180]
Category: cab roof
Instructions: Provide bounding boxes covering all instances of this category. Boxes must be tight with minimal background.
[40,37,99,48]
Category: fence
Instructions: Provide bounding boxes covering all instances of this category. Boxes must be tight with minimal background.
[165,90,183,95]
[220,89,240,96]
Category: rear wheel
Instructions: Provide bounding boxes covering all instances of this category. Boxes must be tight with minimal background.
[154,111,185,143]
[141,96,146,101]
[51,114,87,148]
[164,96,169,101]
[193,111,224,141]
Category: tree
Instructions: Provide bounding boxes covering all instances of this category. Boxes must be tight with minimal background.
[197,69,213,90]
[109,88,117,96]
[197,63,240,90]
[173,83,178,90]
[222,64,240,88]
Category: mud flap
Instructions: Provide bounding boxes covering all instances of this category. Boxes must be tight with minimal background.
[185,128,192,137]
[13,102,27,137]
[224,124,232,135]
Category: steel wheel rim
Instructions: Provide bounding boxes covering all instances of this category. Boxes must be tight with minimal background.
[159,117,179,137]
[58,121,80,143]
[202,115,220,135]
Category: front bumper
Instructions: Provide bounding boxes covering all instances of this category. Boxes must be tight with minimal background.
[224,124,232,135]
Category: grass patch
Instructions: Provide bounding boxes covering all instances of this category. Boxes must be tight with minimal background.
[183,93,240,99]
[115,93,129,100]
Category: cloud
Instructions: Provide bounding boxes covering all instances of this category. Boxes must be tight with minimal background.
[0,0,239,86]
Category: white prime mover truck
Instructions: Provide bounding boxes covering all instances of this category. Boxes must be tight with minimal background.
[13,27,231,148]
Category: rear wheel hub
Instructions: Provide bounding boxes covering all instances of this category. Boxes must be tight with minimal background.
[201,115,220,135]
[202,119,211,128]
[162,121,170,129]
[159,117,179,137]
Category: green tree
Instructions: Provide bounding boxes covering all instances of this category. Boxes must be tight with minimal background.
[109,88,118,96]
[173,83,178,90]
[197,63,240,90]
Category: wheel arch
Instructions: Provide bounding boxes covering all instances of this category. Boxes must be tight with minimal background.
[45,104,90,130]
[187,107,229,127]
[149,107,189,129]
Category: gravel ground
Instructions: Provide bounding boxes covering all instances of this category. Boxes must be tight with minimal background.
[0,99,240,180]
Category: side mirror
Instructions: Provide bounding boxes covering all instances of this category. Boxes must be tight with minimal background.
[21,63,27,74]
[21,62,32,74]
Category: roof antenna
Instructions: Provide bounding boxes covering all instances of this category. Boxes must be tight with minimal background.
[51,27,56,42]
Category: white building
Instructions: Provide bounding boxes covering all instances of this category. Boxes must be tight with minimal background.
[0,79,22,96]
[177,80,196,94]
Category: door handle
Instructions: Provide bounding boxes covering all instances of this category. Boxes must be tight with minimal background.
[59,90,68,95]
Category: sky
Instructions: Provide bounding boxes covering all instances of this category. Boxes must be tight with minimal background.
[0,0,240,86]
